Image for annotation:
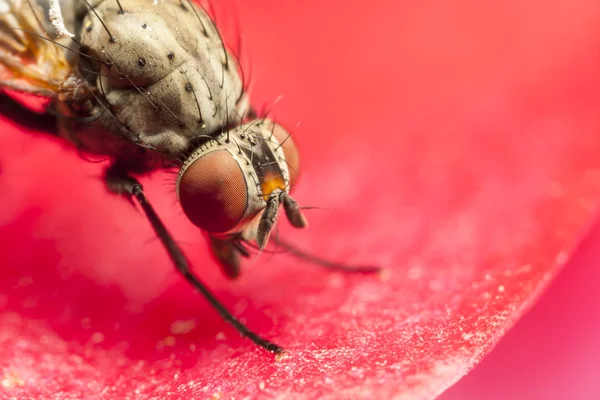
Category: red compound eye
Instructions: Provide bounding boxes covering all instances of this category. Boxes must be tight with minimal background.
[271,123,300,189]
[178,150,248,233]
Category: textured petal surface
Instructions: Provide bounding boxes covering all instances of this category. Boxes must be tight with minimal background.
[1,1,600,399]
[440,220,600,399]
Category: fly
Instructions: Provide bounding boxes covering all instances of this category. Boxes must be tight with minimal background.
[0,0,380,356]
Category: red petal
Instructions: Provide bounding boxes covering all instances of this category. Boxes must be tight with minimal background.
[1,0,600,398]
[440,222,600,399]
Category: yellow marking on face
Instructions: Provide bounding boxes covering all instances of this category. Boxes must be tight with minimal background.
[260,172,286,201]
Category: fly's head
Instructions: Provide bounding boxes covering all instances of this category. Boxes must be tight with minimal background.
[176,119,306,251]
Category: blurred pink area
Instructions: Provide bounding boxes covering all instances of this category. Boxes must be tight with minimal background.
[440,217,600,400]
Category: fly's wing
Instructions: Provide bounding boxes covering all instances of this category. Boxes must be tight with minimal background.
[0,0,70,97]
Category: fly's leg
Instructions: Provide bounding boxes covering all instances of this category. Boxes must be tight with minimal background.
[207,234,250,279]
[274,192,381,274]
[104,164,284,355]
[269,236,382,274]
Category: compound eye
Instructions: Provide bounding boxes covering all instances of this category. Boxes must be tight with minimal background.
[178,150,248,233]
[271,123,300,188]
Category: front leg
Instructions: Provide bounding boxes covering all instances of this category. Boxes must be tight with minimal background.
[104,164,284,355]
[207,234,245,279]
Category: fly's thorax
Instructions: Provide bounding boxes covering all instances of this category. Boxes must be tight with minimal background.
[55,100,173,172]
[76,0,245,155]
[176,119,300,235]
